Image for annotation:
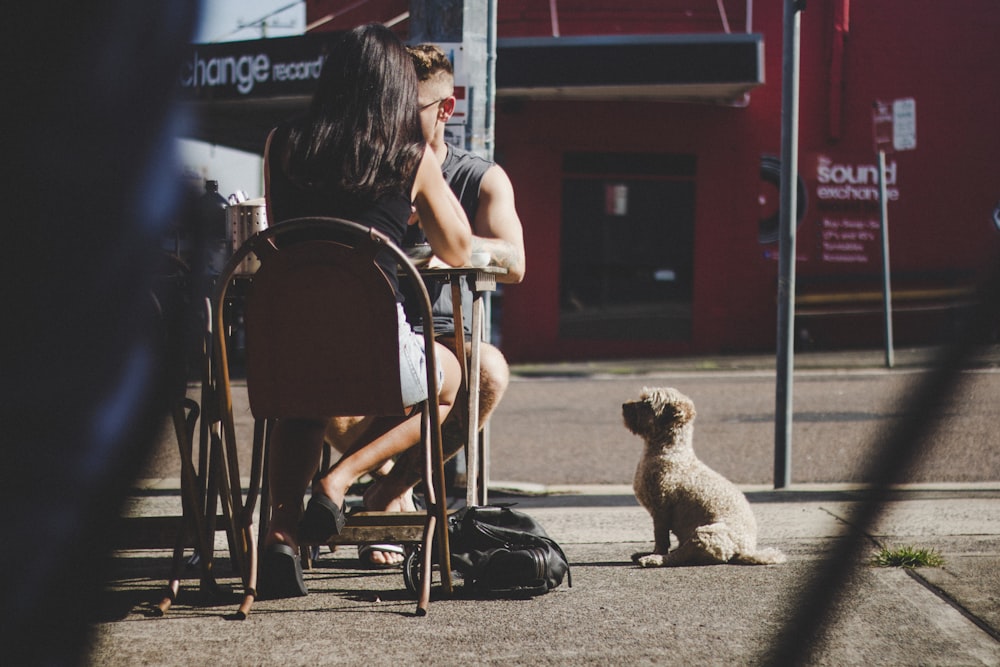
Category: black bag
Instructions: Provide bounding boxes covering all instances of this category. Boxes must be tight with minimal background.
[446,505,571,597]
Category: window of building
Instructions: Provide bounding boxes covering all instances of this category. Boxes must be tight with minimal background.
[559,152,696,340]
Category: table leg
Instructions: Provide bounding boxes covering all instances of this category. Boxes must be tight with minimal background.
[449,280,477,506]
[467,292,483,507]
[449,280,469,384]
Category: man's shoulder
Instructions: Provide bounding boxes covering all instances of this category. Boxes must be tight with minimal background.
[443,145,495,172]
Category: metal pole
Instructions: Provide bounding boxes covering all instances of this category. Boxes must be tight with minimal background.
[480,0,497,504]
[774,0,803,490]
[484,0,497,161]
[878,148,895,368]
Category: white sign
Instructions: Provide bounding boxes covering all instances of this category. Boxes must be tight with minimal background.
[892,98,917,151]
[872,100,893,150]
[436,42,469,148]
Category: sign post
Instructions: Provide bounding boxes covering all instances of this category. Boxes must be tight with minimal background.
[876,146,894,368]
[774,0,804,490]
[872,97,916,368]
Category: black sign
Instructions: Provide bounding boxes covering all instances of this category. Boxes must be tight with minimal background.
[177,34,343,101]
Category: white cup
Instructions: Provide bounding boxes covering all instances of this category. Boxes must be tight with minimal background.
[470,251,490,268]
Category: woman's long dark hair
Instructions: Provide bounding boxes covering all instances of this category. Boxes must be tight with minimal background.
[280,24,424,200]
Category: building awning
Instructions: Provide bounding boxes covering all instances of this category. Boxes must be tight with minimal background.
[176,32,764,155]
[179,95,307,156]
[495,33,763,103]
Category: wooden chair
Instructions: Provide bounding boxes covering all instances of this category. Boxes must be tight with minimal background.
[210,216,453,618]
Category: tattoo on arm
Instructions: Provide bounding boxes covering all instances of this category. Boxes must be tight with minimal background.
[472,237,524,275]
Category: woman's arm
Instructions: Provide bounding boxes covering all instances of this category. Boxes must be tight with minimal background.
[411,145,472,267]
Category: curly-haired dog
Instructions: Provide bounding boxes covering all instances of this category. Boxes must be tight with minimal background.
[623,387,785,567]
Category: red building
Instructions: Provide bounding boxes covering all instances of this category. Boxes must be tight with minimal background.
[186,1,1000,362]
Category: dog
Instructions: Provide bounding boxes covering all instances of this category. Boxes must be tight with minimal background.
[622,387,785,567]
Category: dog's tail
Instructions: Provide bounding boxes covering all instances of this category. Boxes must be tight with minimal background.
[734,547,787,565]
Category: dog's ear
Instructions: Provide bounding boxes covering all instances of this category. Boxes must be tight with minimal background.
[672,398,696,424]
[622,399,655,436]
[654,393,696,427]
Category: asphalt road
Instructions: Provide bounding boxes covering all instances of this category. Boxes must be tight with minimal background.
[140,359,1000,488]
[487,366,1000,487]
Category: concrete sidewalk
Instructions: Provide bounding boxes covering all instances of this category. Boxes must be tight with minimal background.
[90,346,1000,664]
[91,481,1000,665]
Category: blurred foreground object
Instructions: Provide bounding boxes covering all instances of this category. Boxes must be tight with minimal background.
[1,2,199,665]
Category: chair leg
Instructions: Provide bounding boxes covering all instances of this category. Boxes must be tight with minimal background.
[212,424,243,578]
[417,401,453,614]
[203,428,223,577]
[231,417,269,619]
[157,398,218,615]
[212,420,262,621]
[428,414,453,595]
[416,514,436,616]
[235,524,258,620]
[257,421,272,561]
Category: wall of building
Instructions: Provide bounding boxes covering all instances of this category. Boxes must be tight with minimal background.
[304,0,1000,361]
[493,0,1000,361]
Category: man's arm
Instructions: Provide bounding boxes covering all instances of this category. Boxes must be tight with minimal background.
[471,165,525,284]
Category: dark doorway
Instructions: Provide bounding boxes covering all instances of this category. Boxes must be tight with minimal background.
[559,152,696,340]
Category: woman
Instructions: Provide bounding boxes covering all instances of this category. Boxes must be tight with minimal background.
[259,23,471,598]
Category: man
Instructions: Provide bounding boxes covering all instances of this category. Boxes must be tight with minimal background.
[326,44,525,567]
[405,41,526,456]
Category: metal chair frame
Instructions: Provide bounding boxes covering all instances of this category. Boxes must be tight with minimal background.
[137,253,228,615]
[211,216,453,618]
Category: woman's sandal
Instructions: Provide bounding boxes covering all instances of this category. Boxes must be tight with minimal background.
[297,492,347,544]
[257,543,308,599]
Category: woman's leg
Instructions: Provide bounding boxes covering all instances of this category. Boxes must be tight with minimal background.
[327,417,407,566]
[315,341,462,512]
[263,417,327,549]
[325,416,394,478]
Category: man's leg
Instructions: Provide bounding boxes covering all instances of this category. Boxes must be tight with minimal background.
[469,340,511,429]
[442,339,510,487]
[382,339,510,494]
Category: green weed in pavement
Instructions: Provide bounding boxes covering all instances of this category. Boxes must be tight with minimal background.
[872,545,945,568]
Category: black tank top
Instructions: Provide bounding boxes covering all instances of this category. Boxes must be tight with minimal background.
[403,145,493,335]
[267,125,413,300]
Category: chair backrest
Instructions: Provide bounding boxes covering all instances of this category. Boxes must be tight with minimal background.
[227,217,424,419]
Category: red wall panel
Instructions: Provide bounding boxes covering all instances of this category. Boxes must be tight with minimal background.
[304,0,1000,359]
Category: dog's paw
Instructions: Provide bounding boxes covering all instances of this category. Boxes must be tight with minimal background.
[733,548,787,565]
[636,553,666,568]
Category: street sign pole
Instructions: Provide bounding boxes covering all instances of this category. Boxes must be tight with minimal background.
[877,148,895,368]
[774,0,804,490]
[872,97,916,368]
